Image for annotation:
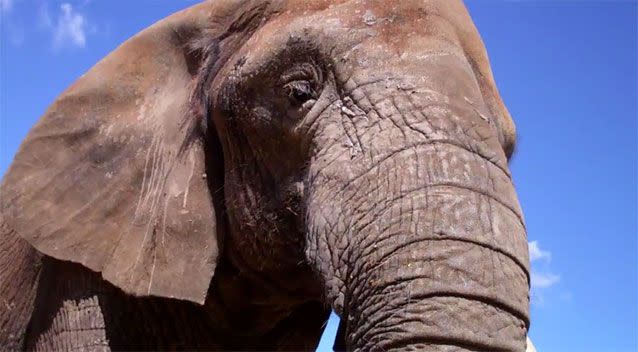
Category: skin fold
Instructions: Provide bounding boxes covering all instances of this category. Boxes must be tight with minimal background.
[0,0,530,351]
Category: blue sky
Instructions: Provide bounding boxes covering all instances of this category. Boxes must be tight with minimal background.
[1,1,636,351]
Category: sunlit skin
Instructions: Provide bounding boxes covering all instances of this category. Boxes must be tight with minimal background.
[1,1,529,350]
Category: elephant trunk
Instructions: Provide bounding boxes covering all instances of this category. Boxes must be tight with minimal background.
[338,172,530,351]
[305,75,530,350]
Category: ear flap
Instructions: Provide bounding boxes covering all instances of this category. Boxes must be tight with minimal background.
[0,3,223,304]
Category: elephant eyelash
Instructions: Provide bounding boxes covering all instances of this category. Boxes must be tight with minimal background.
[280,62,321,84]
[284,80,318,105]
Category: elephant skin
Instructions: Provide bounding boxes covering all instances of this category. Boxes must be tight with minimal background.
[0,0,530,351]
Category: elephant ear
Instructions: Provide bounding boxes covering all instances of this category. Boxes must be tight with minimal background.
[1,3,227,304]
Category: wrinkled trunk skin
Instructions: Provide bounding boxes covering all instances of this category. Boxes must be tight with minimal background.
[305,52,530,351]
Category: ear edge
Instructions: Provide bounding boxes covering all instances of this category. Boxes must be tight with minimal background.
[0,3,222,304]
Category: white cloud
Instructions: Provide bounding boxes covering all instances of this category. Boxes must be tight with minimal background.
[54,3,87,48]
[529,240,551,262]
[1,0,12,14]
[531,271,560,289]
[528,240,563,305]
[40,3,88,49]
[1,0,23,46]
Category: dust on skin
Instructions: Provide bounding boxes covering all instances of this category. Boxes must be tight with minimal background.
[0,1,528,350]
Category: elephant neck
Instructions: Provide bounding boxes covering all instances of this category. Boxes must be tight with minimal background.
[202,256,328,349]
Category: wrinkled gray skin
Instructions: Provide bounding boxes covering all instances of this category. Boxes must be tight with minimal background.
[0,0,530,351]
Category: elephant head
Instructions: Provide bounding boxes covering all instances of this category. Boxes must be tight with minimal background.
[1,0,529,350]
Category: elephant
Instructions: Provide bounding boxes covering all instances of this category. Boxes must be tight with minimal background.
[0,0,530,351]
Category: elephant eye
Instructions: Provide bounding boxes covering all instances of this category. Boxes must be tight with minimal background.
[284,80,317,106]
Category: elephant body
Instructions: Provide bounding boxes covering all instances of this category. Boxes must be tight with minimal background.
[0,1,530,350]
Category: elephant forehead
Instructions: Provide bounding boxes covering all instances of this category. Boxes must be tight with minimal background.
[266,0,516,155]
[211,0,515,153]
[228,0,471,75]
